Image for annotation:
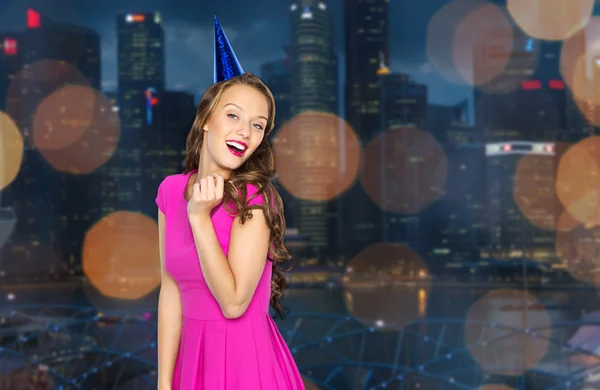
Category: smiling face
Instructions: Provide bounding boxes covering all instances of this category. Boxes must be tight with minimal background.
[201,84,269,172]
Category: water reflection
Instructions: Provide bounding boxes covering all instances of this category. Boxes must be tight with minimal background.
[343,286,429,330]
[342,243,431,330]
[0,281,594,389]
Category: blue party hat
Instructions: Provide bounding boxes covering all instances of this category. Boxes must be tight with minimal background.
[214,16,243,83]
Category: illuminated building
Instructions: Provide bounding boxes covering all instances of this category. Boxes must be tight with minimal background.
[425,101,486,264]
[474,32,566,142]
[260,56,299,233]
[339,0,390,260]
[154,91,195,176]
[378,72,428,250]
[117,12,165,124]
[380,72,428,131]
[345,0,389,144]
[117,11,165,145]
[289,1,339,259]
[425,143,487,264]
[260,56,292,136]
[289,1,338,115]
[99,12,165,218]
[427,99,471,145]
[138,90,195,215]
[483,142,556,261]
[21,9,100,88]
[474,31,567,260]
[0,36,21,263]
[0,34,22,111]
[0,9,101,280]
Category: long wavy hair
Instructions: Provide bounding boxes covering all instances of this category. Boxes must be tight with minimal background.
[183,72,293,319]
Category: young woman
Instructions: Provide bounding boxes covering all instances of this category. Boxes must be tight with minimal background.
[155,72,304,389]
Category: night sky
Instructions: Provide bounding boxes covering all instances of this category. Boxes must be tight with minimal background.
[0,0,472,105]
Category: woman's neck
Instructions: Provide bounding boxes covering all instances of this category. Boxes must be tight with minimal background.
[196,146,232,181]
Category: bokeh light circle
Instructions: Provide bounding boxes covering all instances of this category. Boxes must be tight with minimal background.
[508,0,593,41]
[513,142,579,232]
[361,127,447,214]
[453,2,513,86]
[34,87,120,174]
[83,211,161,301]
[6,59,90,145]
[571,54,600,107]
[0,112,24,191]
[426,0,484,84]
[560,17,600,90]
[556,137,600,225]
[273,111,361,201]
[465,289,551,375]
[342,243,431,330]
[556,224,600,285]
[32,85,97,150]
[574,97,600,127]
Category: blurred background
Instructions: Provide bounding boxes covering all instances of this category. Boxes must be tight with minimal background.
[1,0,600,389]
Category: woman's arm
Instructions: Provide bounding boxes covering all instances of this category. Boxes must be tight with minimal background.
[157,210,182,389]
[189,208,270,319]
[187,176,271,319]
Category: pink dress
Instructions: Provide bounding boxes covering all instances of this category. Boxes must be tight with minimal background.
[156,170,304,389]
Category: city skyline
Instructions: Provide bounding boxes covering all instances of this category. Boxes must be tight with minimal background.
[0,0,584,270]
[2,2,600,388]
[0,0,472,105]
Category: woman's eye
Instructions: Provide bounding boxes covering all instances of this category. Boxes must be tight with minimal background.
[228,113,238,119]
[253,124,264,130]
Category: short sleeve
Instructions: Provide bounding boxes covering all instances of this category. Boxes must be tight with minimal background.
[246,183,264,207]
[155,177,169,214]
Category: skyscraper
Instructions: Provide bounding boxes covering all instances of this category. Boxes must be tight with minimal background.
[484,141,556,261]
[143,91,195,187]
[260,55,292,135]
[340,0,389,260]
[474,31,568,260]
[474,31,568,142]
[0,34,23,111]
[102,12,166,218]
[380,72,428,131]
[379,72,428,249]
[344,0,389,143]
[260,56,298,231]
[117,12,165,131]
[289,1,339,259]
[290,1,338,115]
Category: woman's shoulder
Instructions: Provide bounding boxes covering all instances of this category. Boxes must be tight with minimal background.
[159,172,190,192]
[156,171,190,214]
[237,181,280,208]
[233,182,261,206]
[245,182,261,195]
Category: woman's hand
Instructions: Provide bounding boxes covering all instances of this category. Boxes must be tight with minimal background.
[187,173,224,219]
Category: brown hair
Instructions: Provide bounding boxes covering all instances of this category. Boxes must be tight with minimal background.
[183,72,293,319]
